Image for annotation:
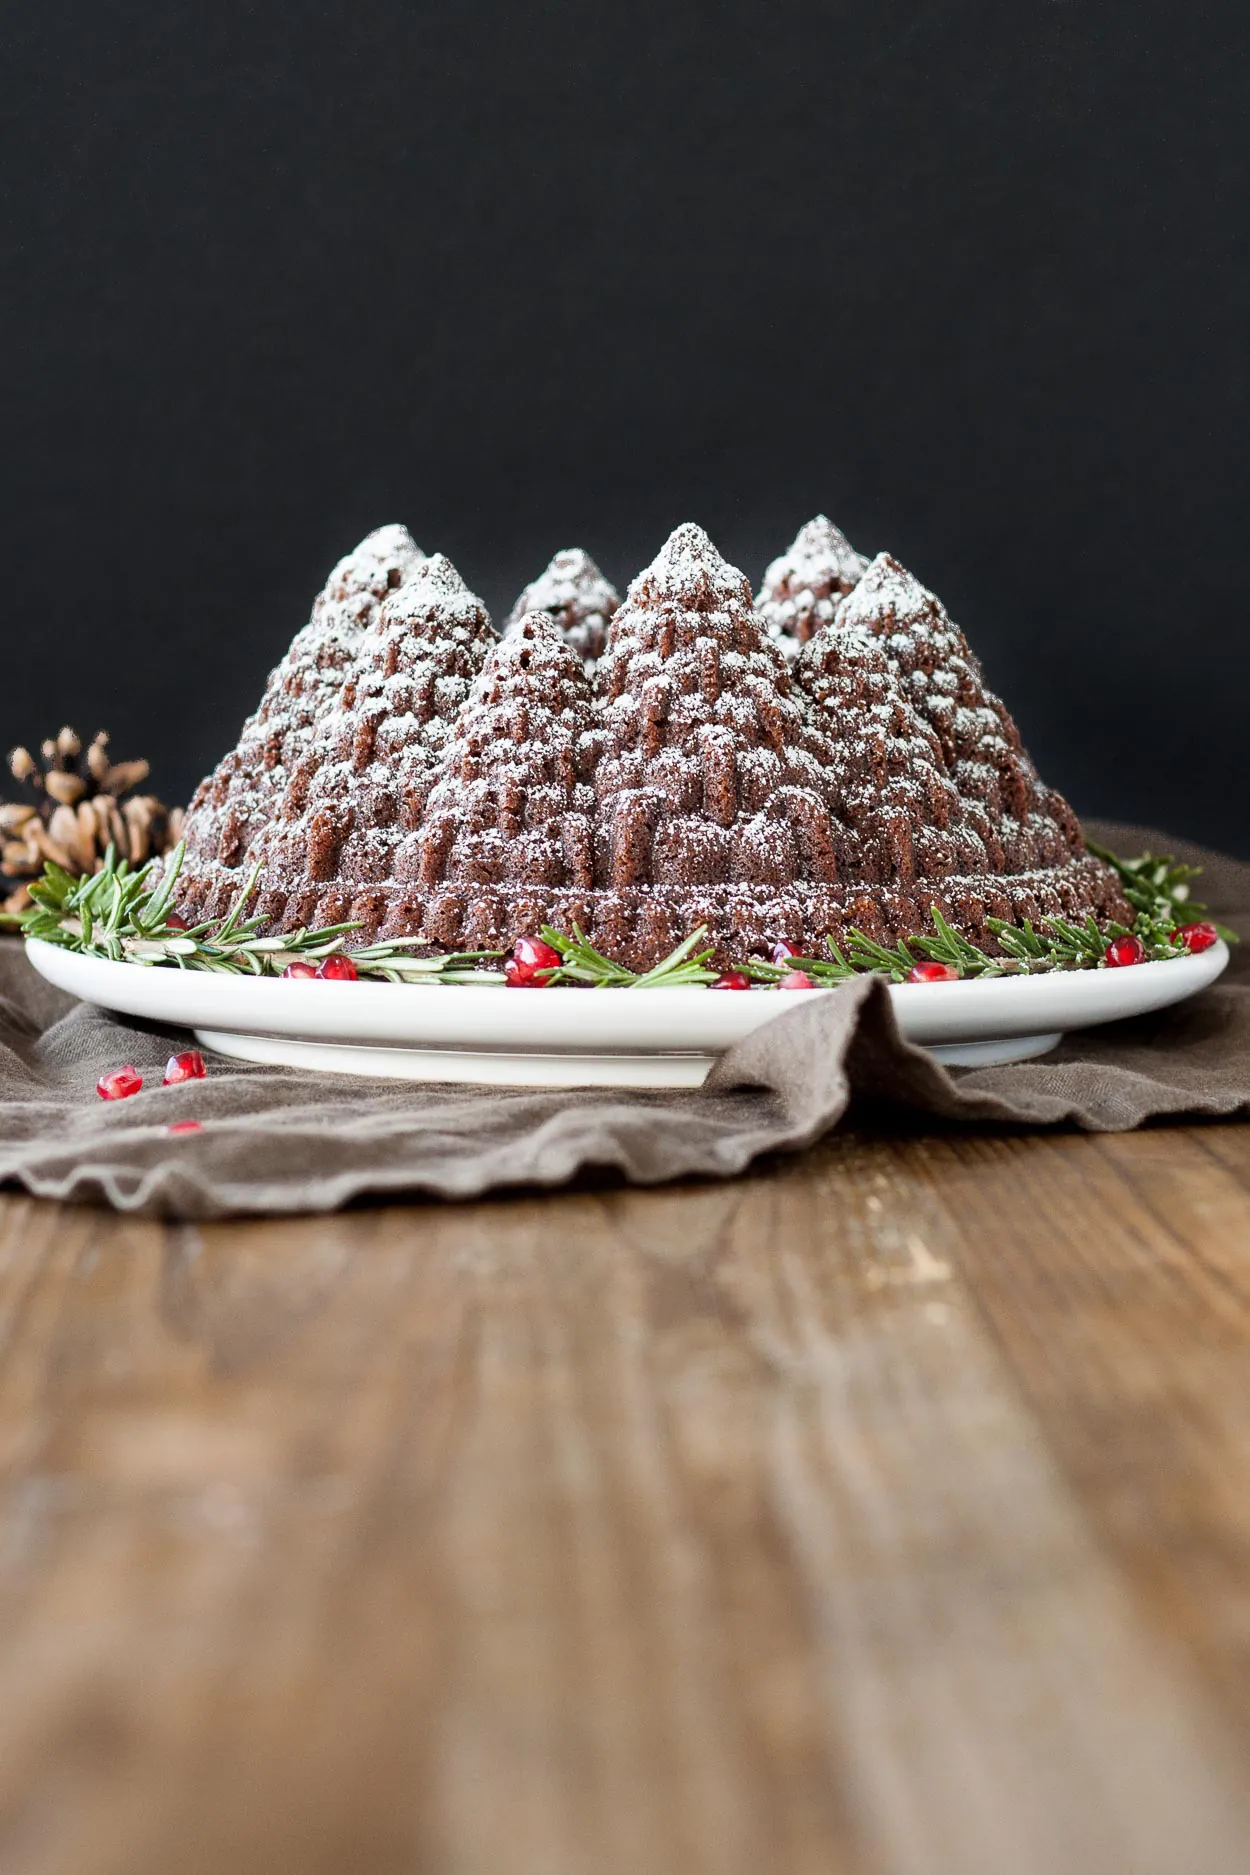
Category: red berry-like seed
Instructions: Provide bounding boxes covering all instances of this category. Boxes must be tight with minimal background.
[1105,934,1147,968]
[778,970,816,989]
[283,960,318,979]
[1172,921,1219,954]
[505,936,561,986]
[97,1065,143,1100]
[317,954,358,981]
[163,1049,206,1085]
[168,1119,204,1135]
[165,911,189,930]
[906,961,961,984]
[711,972,751,990]
[770,940,799,964]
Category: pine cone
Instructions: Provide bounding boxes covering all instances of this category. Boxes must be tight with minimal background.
[1,728,185,916]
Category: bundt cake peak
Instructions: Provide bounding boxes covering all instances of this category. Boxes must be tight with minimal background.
[321,524,426,607]
[592,527,842,907]
[401,613,598,919]
[504,548,620,668]
[757,514,869,655]
[834,551,940,636]
[824,552,1083,859]
[373,551,497,646]
[623,523,753,613]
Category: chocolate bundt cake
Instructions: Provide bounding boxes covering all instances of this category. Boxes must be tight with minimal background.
[504,548,621,668]
[756,513,870,657]
[177,522,1129,966]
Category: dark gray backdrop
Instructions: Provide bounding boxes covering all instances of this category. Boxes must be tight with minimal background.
[3,1,1246,853]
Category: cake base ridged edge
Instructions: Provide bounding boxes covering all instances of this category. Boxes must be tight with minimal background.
[174,853,1132,973]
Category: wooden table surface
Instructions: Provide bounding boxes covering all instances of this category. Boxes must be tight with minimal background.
[3,1122,1250,1874]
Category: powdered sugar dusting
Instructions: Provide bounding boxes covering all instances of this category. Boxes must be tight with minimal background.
[322,523,425,605]
[239,552,497,891]
[820,552,1078,865]
[594,525,846,894]
[505,548,620,669]
[834,552,935,636]
[405,612,598,895]
[623,523,754,612]
[757,515,869,656]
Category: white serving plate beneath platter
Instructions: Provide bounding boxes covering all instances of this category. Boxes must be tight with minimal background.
[25,936,1229,1089]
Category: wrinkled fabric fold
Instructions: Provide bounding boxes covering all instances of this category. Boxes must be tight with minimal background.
[0,822,1246,1219]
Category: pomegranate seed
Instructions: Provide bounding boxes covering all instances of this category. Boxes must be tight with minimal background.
[165,911,189,930]
[906,961,961,984]
[711,971,751,990]
[1171,921,1219,954]
[1105,934,1147,968]
[163,1049,206,1085]
[97,1065,144,1101]
[505,936,562,986]
[778,970,816,989]
[770,940,799,964]
[317,953,359,981]
[283,960,318,979]
[167,1119,204,1135]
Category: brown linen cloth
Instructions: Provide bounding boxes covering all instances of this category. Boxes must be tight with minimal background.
[1,821,1247,1218]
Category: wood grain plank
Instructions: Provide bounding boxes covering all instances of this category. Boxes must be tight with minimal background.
[0,1138,1246,1874]
[907,1126,1250,1736]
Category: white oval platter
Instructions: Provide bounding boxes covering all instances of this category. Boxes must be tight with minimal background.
[24,936,1229,1089]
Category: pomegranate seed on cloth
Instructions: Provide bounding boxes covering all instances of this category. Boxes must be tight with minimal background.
[167,1119,204,1136]
[97,1065,144,1101]
[164,1049,207,1085]
[1105,934,1147,967]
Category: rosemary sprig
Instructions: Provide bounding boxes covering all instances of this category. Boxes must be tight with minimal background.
[1086,839,1239,946]
[539,923,720,988]
[12,842,505,982]
[747,899,1190,986]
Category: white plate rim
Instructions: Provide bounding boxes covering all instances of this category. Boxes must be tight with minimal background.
[23,935,1229,1054]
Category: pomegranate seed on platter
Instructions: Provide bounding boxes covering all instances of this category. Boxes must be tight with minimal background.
[906,961,961,984]
[770,940,799,964]
[504,936,562,987]
[711,972,751,990]
[282,961,318,979]
[316,954,358,981]
[778,970,816,989]
[1171,921,1219,954]
[1104,934,1146,967]
[97,1065,143,1101]
[167,1119,204,1136]
[163,1049,206,1085]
